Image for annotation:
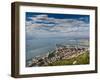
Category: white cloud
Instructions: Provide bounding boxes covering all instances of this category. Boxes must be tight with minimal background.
[26,14,89,38]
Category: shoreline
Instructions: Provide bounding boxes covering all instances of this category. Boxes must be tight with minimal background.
[26,45,89,67]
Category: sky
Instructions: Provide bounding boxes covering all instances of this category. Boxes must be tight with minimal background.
[25,12,90,39]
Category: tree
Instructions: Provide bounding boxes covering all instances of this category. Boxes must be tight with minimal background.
[48,51,55,59]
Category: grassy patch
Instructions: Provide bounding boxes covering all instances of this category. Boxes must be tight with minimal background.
[48,51,89,66]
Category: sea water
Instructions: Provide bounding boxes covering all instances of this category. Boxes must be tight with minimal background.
[26,37,89,61]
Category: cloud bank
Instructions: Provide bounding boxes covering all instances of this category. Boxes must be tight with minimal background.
[26,14,89,39]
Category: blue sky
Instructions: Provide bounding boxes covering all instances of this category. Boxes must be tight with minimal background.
[25,12,90,39]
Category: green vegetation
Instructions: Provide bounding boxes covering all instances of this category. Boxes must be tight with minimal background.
[48,51,89,66]
[48,51,56,59]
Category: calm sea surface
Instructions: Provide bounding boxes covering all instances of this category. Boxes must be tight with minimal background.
[26,38,89,60]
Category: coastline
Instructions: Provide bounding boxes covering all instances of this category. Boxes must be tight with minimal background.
[26,45,89,67]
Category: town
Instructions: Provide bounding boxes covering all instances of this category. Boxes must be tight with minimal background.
[26,44,89,67]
